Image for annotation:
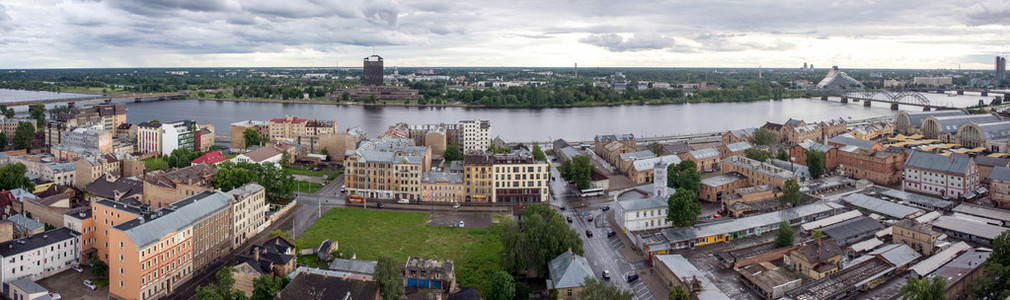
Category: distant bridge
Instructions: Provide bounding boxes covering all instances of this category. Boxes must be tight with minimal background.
[1,92,187,107]
[805,88,957,111]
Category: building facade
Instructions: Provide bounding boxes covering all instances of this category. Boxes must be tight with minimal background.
[344,138,431,201]
[229,120,270,151]
[463,154,549,203]
[892,219,938,256]
[0,228,80,283]
[420,172,464,203]
[225,183,267,250]
[903,151,980,198]
[363,55,384,86]
[838,147,906,185]
[458,119,490,153]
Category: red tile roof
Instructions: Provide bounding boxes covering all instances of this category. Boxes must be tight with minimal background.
[192,151,227,165]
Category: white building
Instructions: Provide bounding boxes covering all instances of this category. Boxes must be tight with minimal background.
[459,119,490,153]
[615,162,673,233]
[7,155,76,187]
[231,146,283,167]
[913,77,953,86]
[0,228,81,283]
[903,151,980,198]
[225,183,268,250]
[136,120,197,155]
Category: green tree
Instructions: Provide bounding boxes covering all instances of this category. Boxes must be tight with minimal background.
[744,148,770,162]
[669,285,690,300]
[252,275,290,300]
[213,161,295,201]
[753,127,777,145]
[648,142,664,156]
[974,231,1010,299]
[444,143,463,162]
[812,230,825,239]
[89,256,107,277]
[532,144,547,161]
[670,160,701,192]
[775,221,794,247]
[13,121,35,150]
[776,145,790,161]
[501,204,583,276]
[195,267,247,300]
[805,149,825,178]
[779,178,801,207]
[579,277,634,300]
[376,255,405,300]
[569,155,594,190]
[666,189,702,227]
[485,271,515,300]
[0,132,5,151]
[0,163,34,191]
[341,91,350,101]
[166,148,202,169]
[0,105,13,118]
[320,148,329,158]
[29,104,45,128]
[901,276,947,300]
[280,150,292,169]
[243,129,263,148]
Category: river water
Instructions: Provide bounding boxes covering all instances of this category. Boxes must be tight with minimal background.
[116,98,898,142]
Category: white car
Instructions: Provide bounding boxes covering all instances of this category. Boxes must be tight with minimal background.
[453,202,461,209]
[49,292,62,299]
[458,221,465,227]
[83,280,97,290]
[71,264,84,273]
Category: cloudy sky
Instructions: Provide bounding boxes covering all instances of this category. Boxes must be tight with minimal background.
[0,0,1008,69]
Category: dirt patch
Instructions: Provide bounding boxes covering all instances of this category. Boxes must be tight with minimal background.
[427,213,493,228]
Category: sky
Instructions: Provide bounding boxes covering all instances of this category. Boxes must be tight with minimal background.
[1,0,1009,69]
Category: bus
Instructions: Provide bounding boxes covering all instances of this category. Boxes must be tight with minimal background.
[347,195,364,203]
[580,188,605,198]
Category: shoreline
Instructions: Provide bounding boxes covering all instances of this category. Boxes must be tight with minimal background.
[188,96,794,109]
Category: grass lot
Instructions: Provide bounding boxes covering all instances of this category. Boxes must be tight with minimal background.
[223,153,237,159]
[286,167,342,179]
[294,181,324,194]
[296,208,497,263]
[142,157,169,171]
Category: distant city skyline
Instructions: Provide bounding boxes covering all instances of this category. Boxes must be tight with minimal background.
[0,0,1008,69]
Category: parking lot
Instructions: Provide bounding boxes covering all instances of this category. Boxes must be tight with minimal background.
[427,213,494,228]
[37,266,108,300]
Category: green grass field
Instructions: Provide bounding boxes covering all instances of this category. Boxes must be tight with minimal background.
[294,181,323,194]
[296,208,496,263]
[142,157,169,171]
[286,167,342,179]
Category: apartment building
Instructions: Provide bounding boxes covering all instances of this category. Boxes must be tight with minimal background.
[136,120,197,155]
[318,127,366,162]
[420,171,465,203]
[6,155,76,187]
[268,116,338,153]
[458,119,490,153]
[0,117,35,145]
[62,126,113,154]
[74,154,121,189]
[0,228,80,283]
[224,183,267,249]
[463,154,549,203]
[142,164,217,209]
[229,120,270,151]
[59,104,128,132]
[838,147,906,185]
[344,137,431,201]
[43,120,68,147]
[196,123,214,152]
[903,151,980,198]
[989,167,1010,209]
[720,156,797,189]
[108,191,232,300]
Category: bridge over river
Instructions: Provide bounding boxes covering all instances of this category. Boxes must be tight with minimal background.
[0,92,186,107]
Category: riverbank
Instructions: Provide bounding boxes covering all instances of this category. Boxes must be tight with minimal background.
[190,96,800,109]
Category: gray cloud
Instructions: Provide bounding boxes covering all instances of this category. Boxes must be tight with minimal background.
[0,4,12,32]
[964,0,1010,25]
[580,33,676,52]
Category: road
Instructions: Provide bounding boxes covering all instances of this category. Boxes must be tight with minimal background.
[292,175,347,238]
[549,157,657,300]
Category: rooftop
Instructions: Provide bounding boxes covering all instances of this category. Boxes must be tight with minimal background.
[700,171,747,187]
[842,193,924,219]
[931,215,1009,241]
[113,191,231,249]
[7,214,42,232]
[869,243,921,268]
[910,241,971,277]
[0,228,77,257]
[655,254,731,300]
[722,155,797,180]
[952,203,1010,223]
[690,147,720,160]
[933,248,991,287]
[421,171,463,185]
[662,202,843,243]
[633,155,682,172]
[328,258,378,275]
[278,270,379,300]
[905,151,975,175]
[619,150,655,161]
[405,257,453,272]
[820,216,883,243]
[826,134,878,150]
[879,188,953,210]
[547,250,594,290]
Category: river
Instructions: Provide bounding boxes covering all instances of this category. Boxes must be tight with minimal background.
[118,98,898,142]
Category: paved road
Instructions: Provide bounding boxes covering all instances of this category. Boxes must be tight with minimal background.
[549,157,657,300]
[292,175,346,238]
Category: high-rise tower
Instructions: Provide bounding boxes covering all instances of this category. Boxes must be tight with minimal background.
[363,55,384,86]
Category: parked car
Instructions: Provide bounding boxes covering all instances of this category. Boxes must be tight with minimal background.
[603,270,611,280]
[83,280,96,290]
[71,264,84,273]
[566,216,573,223]
[340,185,346,193]
[626,273,640,283]
[585,230,593,238]
[713,214,721,219]
[607,231,617,238]
[559,206,567,211]
[48,293,61,300]
[459,221,465,227]
[601,205,610,211]
[588,215,594,222]
[453,202,461,209]
[376,202,384,208]
[397,199,410,204]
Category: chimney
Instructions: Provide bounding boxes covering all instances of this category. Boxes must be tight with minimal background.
[254,246,260,261]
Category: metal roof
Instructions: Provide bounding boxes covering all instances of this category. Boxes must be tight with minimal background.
[971,120,1010,140]
[801,210,863,231]
[700,172,747,187]
[990,166,1010,182]
[0,228,77,257]
[9,278,48,294]
[662,202,841,242]
[952,203,1010,223]
[619,150,655,161]
[931,216,1009,241]
[327,258,377,275]
[910,241,971,277]
[114,191,230,249]
[905,151,974,175]
[870,244,921,268]
[7,214,42,232]
[842,193,924,219]
[879,189,953,210]
[933,248,990,287]
[797,139,835,153]
[929,114,1001,133]
[827,134,878,150]
[849,238,884,253]
[617,194,669,212]
[690,147,720,160]
[901,110,967,127]
[547,250,594,289]
[820,216,883,242]
[655,255,731,300]
[724,142,753,153]
[729,128,758,138]
[633,155,682,172]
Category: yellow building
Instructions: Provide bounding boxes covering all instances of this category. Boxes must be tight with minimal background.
[464,154,550,203]
[892,219,938,256]
[344,137,431,201]
[786,240,842,280]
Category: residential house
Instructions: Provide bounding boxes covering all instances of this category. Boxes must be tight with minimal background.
[142,164,217,209]
[190,151,228,166]
[232,235,297,297]
[225,183,267,249]
[546,250,594,300]
[903,151,981,198]
[6,214,43,241]
[0,228,80,283]
[74,154,120,189]
[403,257,456,293]
[197,123,214,152]
[84,174,144,206]
[231,146,283,166]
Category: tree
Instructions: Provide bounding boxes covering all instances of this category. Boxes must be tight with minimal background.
[12,121,34,150]
[974,231,1010,299]
[501,204,583,276]
[320,148,329,158]
[166,148,203,169]
[89,256,107,277]
[568,155,594,190]
[775,221,794,247]
[805,149,825,178]
[252,275,290,300]
[280,150,292,169]
[213,161,295,201]
[753,127,777,145]
[668,160,701,192]
[0,163,34,191]
[666,189,702,227]
[376,255,405,300]
[485,271,515,300]
[341,91,350,101]
[444,143,463,162]
[669,285,690,300]
[29,104,45,128]
[812,230,825,239]
[579,277,634,300]
[648,142,664,156]
[195,267,247,300]
[776,145,789,161]
[901,276,947,300]
[243,129,264,148]
[0,105,13,118]
[744,148,770,162]
[780,178,801,207]
[532,144,547,161]
[0,132,5,151]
